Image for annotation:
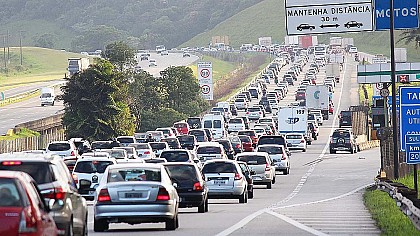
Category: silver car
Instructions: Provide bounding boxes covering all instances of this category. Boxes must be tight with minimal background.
[236,152,276,189]
[256,144,290,175]
[93,163,179,232]
[202,160,248,203]
[127,143,155,159]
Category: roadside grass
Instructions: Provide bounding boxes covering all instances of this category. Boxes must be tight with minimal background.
[0,128,40,141]
[188,55,236,83]
[364,188,420,235]
[395,171,420,198]
[0,47,83,87]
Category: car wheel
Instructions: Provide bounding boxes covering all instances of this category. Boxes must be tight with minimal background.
[82,214,88,236]
[267,181,272,189]
[308,141,312,145]
[166,214,178,230]
[272,176,276,184]
[314,136,318,140]
[350,148,354,154]
[204,198,209,212]
[65,219,74,236]
[93,218,108,232]
[302,148,306,152]
[330,149,336,154]
[198,199,206,213]
[239,190,247,203]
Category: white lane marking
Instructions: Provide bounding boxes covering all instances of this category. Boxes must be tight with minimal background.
[215,209,266,236]
[265,210,329,236]
[217,57,356,236]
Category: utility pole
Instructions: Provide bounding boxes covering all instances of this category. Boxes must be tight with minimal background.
[3,35,6,70]
[7,30,9,64]
[19,31,23,66]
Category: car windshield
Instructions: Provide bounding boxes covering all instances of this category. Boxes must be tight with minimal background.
[202,162,237,174]
[150,143,167,150]
[0,162,54,185]
[74,161,113,173]
[237,155,267,165]
[48,143,70,151]
[108,168,161,182]
[197,146,221,154]
[0,179,22,207]
[160,151,190,162]
[165,165,198,183]
[258,146,284,154]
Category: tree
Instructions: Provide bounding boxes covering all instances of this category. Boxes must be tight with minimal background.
[138,108,188,132]
[398,29,420,48]
[33,33,56,49]
[60,60,135,141]
[159,66,205,114]
[101,41,136,71]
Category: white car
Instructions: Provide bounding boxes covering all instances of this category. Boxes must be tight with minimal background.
[128,143,155,159]
[114,146,139,159]
[156,127,176,138]
[46,140,79,158]
[257,144,290,175]
[149,142,170,157]
[234,98,248,110]
[73,155,117,200]
[246,107,264,121]
[310,110,324,126]
[95,149,129,163]
[285,133,307,152]
[227,118,245,133]
[196,142,228,162]
[202,160,248,203]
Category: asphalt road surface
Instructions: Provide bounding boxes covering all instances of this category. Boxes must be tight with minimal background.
[86,55,381,235]
[0,53,199,135]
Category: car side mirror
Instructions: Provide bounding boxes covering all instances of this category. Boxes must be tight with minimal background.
[250,170,256,175]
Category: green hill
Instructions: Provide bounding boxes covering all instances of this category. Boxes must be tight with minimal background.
[181,0,420,61]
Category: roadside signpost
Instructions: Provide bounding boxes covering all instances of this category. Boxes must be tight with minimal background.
[399,87,420,151]
[197,62,213,100]
[285,0,374,35]
[357,62,420,83]
[405,134,420,195]
[375,0,419,30]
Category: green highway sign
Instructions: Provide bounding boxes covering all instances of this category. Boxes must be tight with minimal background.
[357,62,420,84]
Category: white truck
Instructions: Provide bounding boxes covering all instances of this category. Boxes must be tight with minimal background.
[305,85,330,120]
[68,58,89,77]
[277,106,308,136]
[326,63,341,82]
[40,87,55,106]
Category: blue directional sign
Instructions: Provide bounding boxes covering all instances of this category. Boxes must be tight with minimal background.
[405,134,420,164]
[399,87,420,151]
[375,0,419,30]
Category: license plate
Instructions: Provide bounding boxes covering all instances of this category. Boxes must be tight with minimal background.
[252,176,262,180]
[214,180,226,185]
[125,192,142,198]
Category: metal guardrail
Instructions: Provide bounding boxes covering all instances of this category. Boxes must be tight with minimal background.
[377,180,420,230]
[0,89,40,107]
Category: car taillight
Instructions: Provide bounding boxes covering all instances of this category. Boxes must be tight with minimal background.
[42,187,66,200]
[259,112,262,114]
[193,182,203,191]
[301,139,305,143]
[234,173,242,180]
[72,174,79,184]
[282,154,286,160]
[70,151,75,156]
[18,206,37,233]
[2,161,22,165]
[246,111,249,114]
[265,163,271,171]
[98,188,111,202]
[144,151,150,154]
[235,144,241,149]
[157,187,170,201]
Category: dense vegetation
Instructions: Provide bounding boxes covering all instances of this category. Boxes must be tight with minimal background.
[0,0,261,51]
[61,42,208,140]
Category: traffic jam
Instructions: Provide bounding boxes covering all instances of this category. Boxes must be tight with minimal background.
[0,43,352,235]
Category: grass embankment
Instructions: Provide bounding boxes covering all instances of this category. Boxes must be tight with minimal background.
[0,128,40,141]
[395,171,420,199]
[364,188,420,235]
[0,47,84,90]
[189,55,236,83]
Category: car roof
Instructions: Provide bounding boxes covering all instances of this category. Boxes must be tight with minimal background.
[236,152,269,157]
[0,170,33,180]
[196,142,223,147]
[0,152,61,162]
[108,163,163,170]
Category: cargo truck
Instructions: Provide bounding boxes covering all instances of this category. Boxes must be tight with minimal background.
[326,63,341,83]
[68,58,90,77]
[277,106,308,135]
[305,85,330,120]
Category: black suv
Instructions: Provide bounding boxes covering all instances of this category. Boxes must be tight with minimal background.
[339,110,352,128]
[0,153,88,236]
[329,129,357,154]
[164,163,208,213]
[177,135,197,150]
[187,117,202,129]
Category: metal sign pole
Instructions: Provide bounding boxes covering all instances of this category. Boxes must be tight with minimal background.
[415,164,418,197]
[389,0,399,179]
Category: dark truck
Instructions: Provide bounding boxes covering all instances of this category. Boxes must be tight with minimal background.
[339,110,352,128]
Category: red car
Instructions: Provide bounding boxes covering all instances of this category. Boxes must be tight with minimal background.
[238,135,254,152]
[173,122,190,135]
[0,171,57,236]
[238,130,258,147]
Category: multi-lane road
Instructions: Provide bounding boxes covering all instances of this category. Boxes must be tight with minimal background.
[84,55,381,235]
[0,52,199,135]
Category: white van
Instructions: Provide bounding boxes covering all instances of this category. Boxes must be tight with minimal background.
[202,114,226,139]
[40,87,55,106]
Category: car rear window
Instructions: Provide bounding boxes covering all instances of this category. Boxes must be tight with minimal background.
[238,131,256,136]
[115,147,134,155]
[203,120,212,128]
[258,146,284,154]
[286,134,303,139]
[333,132,350,138]
[178,136,194,143]
[74,161,113,174]
[150,143,167,150]
[0,162,54,185]
[229,119,243,124]
[48,143,70,151]
[165,165,198,182]
[258,136,286,146]
[197,146,221,154]
[91,142,113,150]
[235,98,244,102]
[128,144,149,149]
[174,123,187,128]
[202,162,237,174]
[247,107,260,112]
[237,155,267,165]
[0,179,22,207]
[160,151,190,162]
[117,137,134,143]
[238,136,251,143]
[109,150,126,159]
[108,168,161,182]
[341,111,352,117]
[189,130,205,136]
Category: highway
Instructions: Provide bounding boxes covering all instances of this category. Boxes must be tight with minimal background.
[0,53,199,135]
[85,55,381,235]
